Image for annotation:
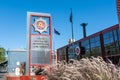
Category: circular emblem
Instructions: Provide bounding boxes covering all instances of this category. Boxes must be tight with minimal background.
[33,17,48,33]
[37,21,45,29]
[75,46,80,55]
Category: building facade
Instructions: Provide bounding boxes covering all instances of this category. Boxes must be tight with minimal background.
[57,24,120,65]
[7,49,28,74]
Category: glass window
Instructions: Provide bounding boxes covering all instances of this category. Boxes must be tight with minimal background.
[103,30,119,56]
[58,48,66,61]
[117,28,120,44]
[81,40,90,57]
[68,45,75,59]
[117,28,120,51]
[90,36,101,57]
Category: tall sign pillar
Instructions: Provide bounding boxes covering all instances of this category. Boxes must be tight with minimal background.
[27,12,52,75]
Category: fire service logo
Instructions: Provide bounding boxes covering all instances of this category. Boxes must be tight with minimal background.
[33,17,48,33]
[75,46,80,55]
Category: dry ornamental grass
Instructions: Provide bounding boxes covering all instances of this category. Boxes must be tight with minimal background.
[42,56,120,80]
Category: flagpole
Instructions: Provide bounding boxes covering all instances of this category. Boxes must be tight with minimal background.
[70,8,74,41]
[71,18,74,41]
[70,8,75,58]
[71,20,75,57]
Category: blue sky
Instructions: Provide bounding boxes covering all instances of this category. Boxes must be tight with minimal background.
[0,0,118,50]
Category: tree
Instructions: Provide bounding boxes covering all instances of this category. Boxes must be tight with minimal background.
[0,47,6,62]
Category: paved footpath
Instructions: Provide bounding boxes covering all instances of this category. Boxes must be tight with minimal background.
[0,76,6,80]
[0,73,6,80]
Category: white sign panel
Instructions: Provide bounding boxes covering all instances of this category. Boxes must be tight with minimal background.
[32,36,50,50]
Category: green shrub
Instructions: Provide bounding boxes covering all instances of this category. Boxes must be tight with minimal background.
[0,54,6,62]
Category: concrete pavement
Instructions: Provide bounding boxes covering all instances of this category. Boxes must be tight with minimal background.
[0,72,6,80]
